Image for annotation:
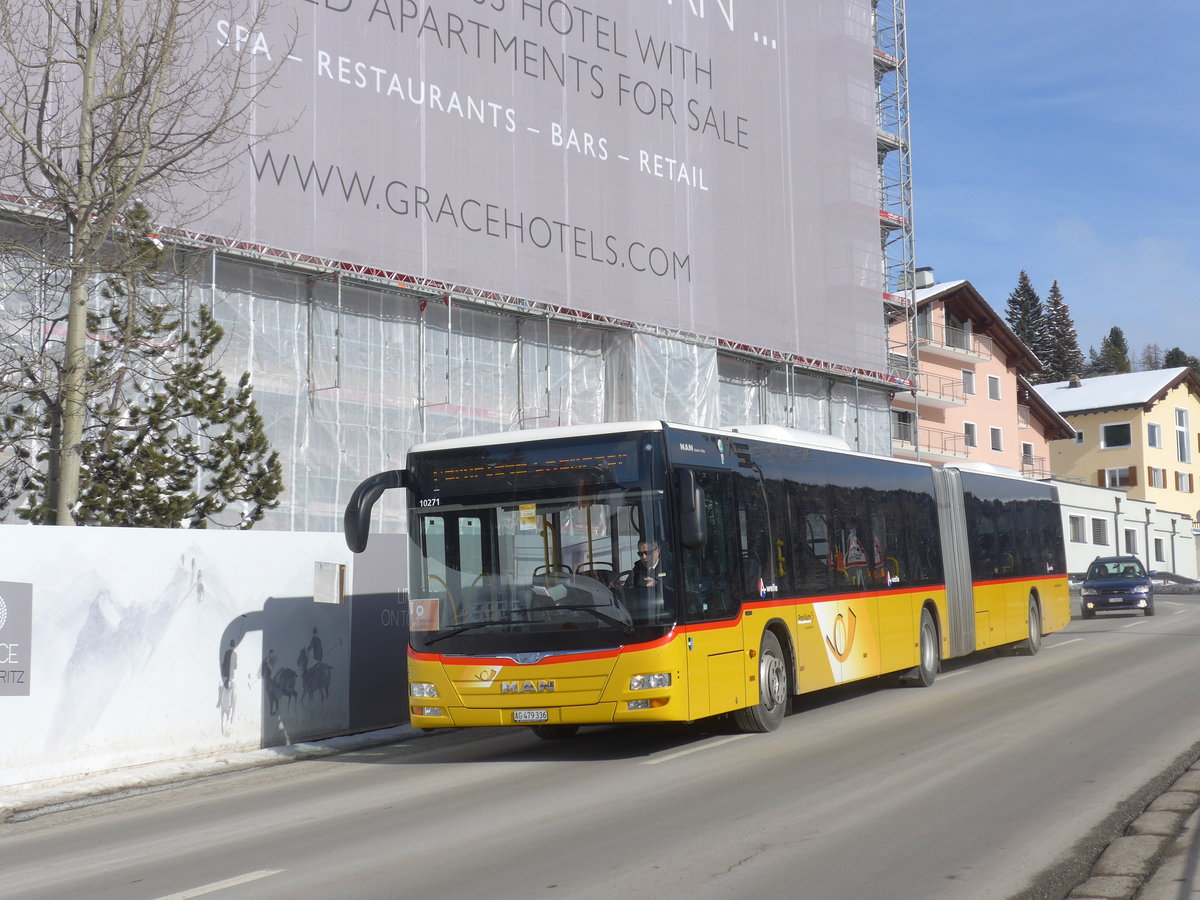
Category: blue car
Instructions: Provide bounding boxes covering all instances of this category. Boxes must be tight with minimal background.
[1080,556,1155,618]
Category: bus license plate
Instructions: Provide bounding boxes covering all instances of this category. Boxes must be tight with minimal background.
[513,709,548,723]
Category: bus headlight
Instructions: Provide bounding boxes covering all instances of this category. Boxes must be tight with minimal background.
[630,673,671,691]
[412,706,445,717]
[410,683,439,698]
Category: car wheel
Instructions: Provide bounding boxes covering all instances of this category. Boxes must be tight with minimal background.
[1145,602,1156,617]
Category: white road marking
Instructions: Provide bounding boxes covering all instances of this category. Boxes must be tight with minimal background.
[1121,619,1149,628]
[154,870,283,899]
[1046,638,1083,649]
[643,734,753,764]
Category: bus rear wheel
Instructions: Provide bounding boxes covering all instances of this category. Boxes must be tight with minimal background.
[907,608,939,687]
[1015,595,1042,656]
[734,630,789,733]
[531,724,579,740]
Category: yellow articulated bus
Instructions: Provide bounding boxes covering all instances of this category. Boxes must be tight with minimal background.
[344,421,1069,738]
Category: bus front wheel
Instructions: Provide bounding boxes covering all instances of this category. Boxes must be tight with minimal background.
[734,630,789,733]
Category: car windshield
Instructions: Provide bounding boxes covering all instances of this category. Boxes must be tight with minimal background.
[1086,560,1146,580]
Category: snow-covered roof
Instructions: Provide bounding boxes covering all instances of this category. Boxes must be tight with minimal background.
[910,280,968,304]
[1034,368,1194,415]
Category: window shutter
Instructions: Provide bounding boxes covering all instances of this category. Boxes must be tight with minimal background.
[1128,466,1138,487]
[1097,469,1106,487]
[1191,473,1196,493]
[1148,466,1155,487]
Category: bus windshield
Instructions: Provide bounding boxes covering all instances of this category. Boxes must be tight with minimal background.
[407,435,675,654]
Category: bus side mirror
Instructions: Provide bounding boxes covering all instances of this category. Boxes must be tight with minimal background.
[678,470,707,549]
[344,469,407,552]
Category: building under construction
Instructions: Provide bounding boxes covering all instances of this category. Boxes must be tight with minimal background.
[6,1,918,534]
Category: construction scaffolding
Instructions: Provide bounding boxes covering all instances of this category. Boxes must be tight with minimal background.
[873,0,918,390]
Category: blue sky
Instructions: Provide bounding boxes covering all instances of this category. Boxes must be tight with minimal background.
[904,1,1198,363]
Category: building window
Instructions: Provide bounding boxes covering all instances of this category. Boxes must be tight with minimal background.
[1149,467,1166,489]
[1021,442,1034,465]
[964,422,977,448]
[1155,538,1165,563]
[1068,515,1087,543]
[1148,422,1163,448]
[990,426,1003,451]
[961,369,975,395]
[1091,518,1109,545]
[1124,529,1138,555]
[1074,429,1084,445]
[1176,471,1195,493]
[1101,422,1132,448]
[987,375,1001,401]
[1104,467,1133,488]
[1177,409,1191,463]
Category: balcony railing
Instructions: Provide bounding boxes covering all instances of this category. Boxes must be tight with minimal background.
[1021,454,1051,480]
[914,323,993,358]
[914,370,965,405]
[892,422,969,459]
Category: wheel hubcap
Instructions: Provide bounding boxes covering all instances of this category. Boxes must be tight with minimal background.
[761,652,786,709]
[921,624,934,670]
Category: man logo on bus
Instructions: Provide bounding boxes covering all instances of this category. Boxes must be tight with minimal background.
[826,608,858,663]
[502,680,556,693]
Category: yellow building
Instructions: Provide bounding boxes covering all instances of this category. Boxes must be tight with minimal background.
[1035,368,1200,518]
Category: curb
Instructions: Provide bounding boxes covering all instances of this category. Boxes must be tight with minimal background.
[1069,760,1200,899]
[0,724,420,823]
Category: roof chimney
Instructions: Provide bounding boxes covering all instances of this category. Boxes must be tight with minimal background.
[914,267,935,289]
[1068,375,1082,388]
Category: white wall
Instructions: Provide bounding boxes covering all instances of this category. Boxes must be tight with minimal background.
[1053,482,1197,579]
[0,526,354,792]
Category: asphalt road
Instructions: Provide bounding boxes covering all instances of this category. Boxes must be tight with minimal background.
[2,595,1199,900]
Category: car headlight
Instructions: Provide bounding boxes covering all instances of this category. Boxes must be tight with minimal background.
[1080,587,1097,596]
[1131,584,1150,594]
[630,673,672,691]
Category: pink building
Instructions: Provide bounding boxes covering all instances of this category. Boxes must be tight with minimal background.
[889,278,1073,473]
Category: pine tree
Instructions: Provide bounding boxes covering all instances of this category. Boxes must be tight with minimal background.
[1094,327,1133,375]
[1164,347,1200,374]
[1004,271,1052,373]
[1040,280,1085,382]
[71,306,284,528]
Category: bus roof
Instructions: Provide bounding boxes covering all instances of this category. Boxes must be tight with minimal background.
[405,421,926,471]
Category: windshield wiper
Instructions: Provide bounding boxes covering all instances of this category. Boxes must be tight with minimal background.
[527,604,634,633]
[423,619,534,645]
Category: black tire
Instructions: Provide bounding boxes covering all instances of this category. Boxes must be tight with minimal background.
[531,724,579,740]
[909,607,939,687]
[1145,602,1156,617]
[1015,595,1042,655]
[1081,607,1095,620]
[733,630,789,733]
